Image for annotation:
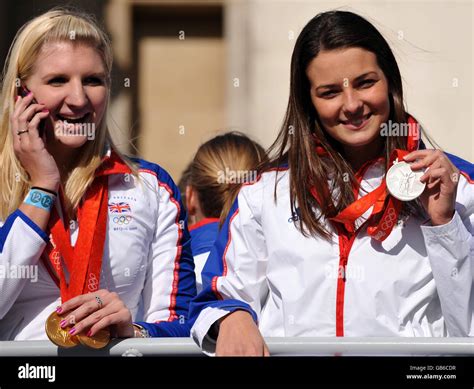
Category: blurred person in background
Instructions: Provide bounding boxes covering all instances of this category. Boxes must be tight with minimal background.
[183,132,267,292]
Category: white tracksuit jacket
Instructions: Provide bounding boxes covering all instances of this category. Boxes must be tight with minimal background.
[0,156,196,340]
[189,153,474,353]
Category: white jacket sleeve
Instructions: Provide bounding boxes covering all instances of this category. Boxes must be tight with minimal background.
[421,178,474,336]
[190,184,269,351]
[138,167,196,337]
[212,188,270,313]
[0,209,49,319]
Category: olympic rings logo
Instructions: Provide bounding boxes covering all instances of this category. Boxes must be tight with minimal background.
[52,251,61,267]
[380,207,397,231]
[87,273,99,292]
[112,215,133,225]
[373,231,385,240]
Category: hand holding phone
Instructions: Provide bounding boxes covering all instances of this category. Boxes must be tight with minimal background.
[17,85,46,137]
[12,85,60,192]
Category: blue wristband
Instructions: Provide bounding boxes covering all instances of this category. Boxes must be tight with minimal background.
[24,189,56,211]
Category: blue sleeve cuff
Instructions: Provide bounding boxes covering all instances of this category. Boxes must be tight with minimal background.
[0,209,49,248]
[218,305,258,324]
[16,209,49,242]
[135,320,192,338]
[196,300,258,324]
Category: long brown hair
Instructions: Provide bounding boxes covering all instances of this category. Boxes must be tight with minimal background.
[266,11,426,240]
[188,132,267,226]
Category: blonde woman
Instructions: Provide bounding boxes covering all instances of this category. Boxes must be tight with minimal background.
[0,9,196,342]
[184,132,267,292]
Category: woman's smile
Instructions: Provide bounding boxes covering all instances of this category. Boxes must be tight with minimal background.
[339,112,373,130]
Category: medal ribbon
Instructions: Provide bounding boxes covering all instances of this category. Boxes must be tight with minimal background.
[311,116,419,241]
[42,152,132,302]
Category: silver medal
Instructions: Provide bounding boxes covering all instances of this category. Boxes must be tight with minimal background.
[386,159,426,201]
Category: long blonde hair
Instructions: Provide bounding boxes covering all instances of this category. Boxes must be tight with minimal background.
[0,8,135,220]
[189,132,268,226]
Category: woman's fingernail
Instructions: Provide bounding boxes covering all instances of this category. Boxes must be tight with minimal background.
[27,91,32,96]
[87,330,92,337]
[42,109,49,112]
[56,306,62,313]
[15,96,20,102]
[60,320,67,328]
[69,328,76,335]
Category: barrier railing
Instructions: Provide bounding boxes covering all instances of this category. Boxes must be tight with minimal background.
[1,337,473,356]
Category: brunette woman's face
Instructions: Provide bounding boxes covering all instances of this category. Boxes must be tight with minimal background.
[26,41,108,148]
[306,47,390,152]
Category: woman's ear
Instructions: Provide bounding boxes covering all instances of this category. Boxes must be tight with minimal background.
[185,185,197,216]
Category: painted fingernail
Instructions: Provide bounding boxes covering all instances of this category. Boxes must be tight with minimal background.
[27,91,32,96]
[60,320,67,328]
[69,328,76,335]
[56,306,62,313]
[15,96,20,102]
[87,330,92,337]
[42,109,49,112]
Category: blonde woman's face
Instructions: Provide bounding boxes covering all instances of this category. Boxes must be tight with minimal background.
[306,47,390,152]
[26,41,108,148]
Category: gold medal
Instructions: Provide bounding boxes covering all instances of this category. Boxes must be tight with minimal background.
[77,328,111,349]
[43,159,131,351]
[45,311,79,348]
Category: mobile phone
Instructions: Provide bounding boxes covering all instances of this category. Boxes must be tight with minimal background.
[17,85,46,137]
